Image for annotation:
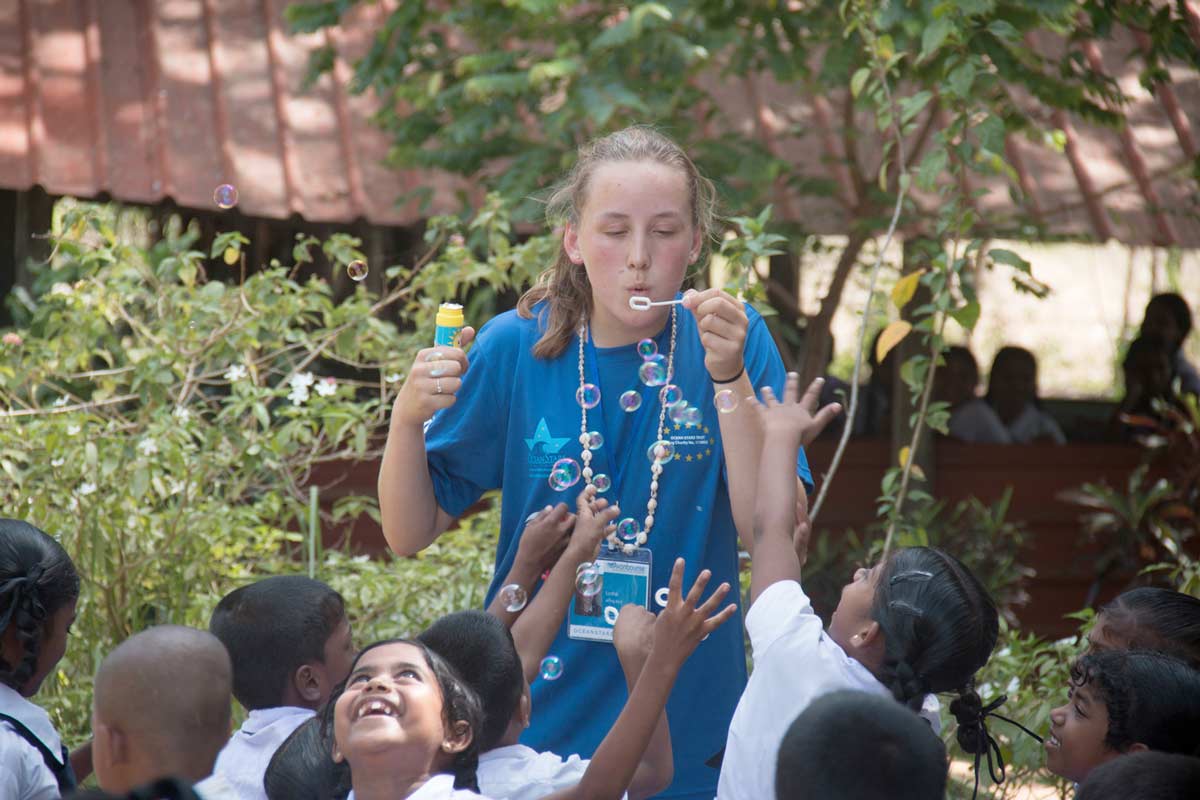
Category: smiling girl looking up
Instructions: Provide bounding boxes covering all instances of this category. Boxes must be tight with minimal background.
[379,126,815,798]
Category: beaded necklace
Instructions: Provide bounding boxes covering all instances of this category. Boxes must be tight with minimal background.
[577,306,678,554]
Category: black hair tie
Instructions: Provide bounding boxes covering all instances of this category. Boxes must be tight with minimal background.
[950,691,1043,800]
[0,564,46,635]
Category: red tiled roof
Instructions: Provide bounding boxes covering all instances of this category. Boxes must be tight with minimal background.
[1,0,1198,246]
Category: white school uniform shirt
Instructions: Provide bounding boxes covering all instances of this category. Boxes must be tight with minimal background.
[347,772,497,799]
[0,682,64,800]
[1006,403,1066,444]
[193,771,242,800]
[477,743,629,800]
[210,706,314,800]
[948,398,1013,444]
[718,580,897,800]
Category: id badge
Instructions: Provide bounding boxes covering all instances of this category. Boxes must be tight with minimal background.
[567,547,652,642]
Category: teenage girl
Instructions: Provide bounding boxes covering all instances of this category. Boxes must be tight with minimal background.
[0,518,81,799]
[379,126,813,797]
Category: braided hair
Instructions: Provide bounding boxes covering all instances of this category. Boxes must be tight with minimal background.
[0,519,79,694]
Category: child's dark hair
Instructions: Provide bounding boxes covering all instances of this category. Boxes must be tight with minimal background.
[264,715,351,800]
[775,690,947,800]
[209,575,346,710]
[1071,649,1200,755]
[1076,751,1200,800]
[1098,588,1200,669]
[325,638,484,792]
[0,518,80,693]
[418,610,524,752]
[65,777,205,799]
[1143,293,1193,348]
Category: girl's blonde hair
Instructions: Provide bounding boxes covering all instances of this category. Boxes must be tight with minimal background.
[516,126,718,359]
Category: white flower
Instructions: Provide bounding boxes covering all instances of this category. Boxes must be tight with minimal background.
[385,373,402,384]
[51,457,65,467]
[53,396,69,408]
[67,497,78,512]
[173,406,190,422]
[288,386,310,406]
[77,482,96,497]
[50,282,73,297]
[66,423,81,436]
[224,364,248,382]
[137,438,158,456]
[290,372,315,390]
[315,377,337,397]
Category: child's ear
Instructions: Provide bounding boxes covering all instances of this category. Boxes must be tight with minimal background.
[441,720,473,755]
[563,222,584,265]
[295,664,323,704]
[96,721,127,767]
[519,688,532,729]
[857,620,882,648]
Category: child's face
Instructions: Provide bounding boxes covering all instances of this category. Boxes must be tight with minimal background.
[828,563,882,652]
[333,642,457,771]
[25,598,76,696]
[990,357,1036,422]
[564,159,700,342]
[320,616,356,695]
[1045,680,1119,783]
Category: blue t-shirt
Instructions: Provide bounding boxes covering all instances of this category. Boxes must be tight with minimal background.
[424,301,812,800]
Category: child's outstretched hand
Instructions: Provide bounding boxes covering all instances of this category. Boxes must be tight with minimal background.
[651,558,737,670]
[514,503,575,576]
[748,373,842,448]
[566,484,619,560]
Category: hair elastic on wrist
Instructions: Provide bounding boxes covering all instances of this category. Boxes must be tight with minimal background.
[709,365,745,384]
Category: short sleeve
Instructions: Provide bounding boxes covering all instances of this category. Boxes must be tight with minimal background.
[423,318,513,516]
[744,579,822,661]
[742,310,814,492]
[0,729,60,800]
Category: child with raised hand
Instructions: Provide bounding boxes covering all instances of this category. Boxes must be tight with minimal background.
[1,518,81,800]
[718,374,1001,800]
[329,638,492,800]
[421,556,735,800]
[1087,587,1200,669]
[486,504,577,628]
[1044,649,1200,785]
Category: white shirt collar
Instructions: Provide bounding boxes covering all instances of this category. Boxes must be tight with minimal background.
[478,743,538,764]
[0,682,63,759]
[240,706,313,735]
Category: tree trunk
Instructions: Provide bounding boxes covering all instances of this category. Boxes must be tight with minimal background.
[799,229,869,387]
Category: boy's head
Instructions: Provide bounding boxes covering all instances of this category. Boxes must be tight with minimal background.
[1090,587,1200,669]
[418,610,526,752]
[209,575,353,711]
[1046,650,1200,783]
[828,547,998,712]
[775,690,947,800]
[1077,751,1200,800]
[91,625,232,794]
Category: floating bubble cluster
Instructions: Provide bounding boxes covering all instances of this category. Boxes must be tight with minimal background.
[714,389,739,414]
[499,584,527,613]
[576,383,601,409]
[548,458,582,491]
[647,440,674,465]
[213,184,238,209]
[619,390,642,412]
[616,518,639,542]
[347,260,368,282]
[592,474,611,493]
[539,655,564,681]
[637,339,658,359]
[638,362,667,387]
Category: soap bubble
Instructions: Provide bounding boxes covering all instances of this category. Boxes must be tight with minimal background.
[647,440,674,465]
[714,389,739,414]
[654,587,670,608]
[592,474,611,493]
[576,568,601,598]
[213,183,238,209]
[659,384,682,406]
[619,390,642,412]
[576,383,601,409]
[548,458,582,491]
[645,353,666,365]
[638,362,667,387]
[576,561,594,575]
[604,606,619,625]
[668,401,690,425]
[499,584,527,613]
[585,431,604,450]
[539,656,564,681]
[616,518,639,542]
[637,339,658,359]
[683,407,702,427]
[347,260,368,281]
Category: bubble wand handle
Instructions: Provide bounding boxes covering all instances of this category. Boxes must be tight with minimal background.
[435,303,464,347]
[629,295,686,311]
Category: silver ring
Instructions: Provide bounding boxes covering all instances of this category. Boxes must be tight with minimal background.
[435,378,443,395]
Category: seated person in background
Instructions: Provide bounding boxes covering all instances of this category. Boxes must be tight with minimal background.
[774,690,947,800]
[1044,649,1200,785]
[208,576,355,800]
[1087,587,1200,669]
[1112,335,1179,437]
[985,346,1065,444]
[935,346,1012,444]
[1076,751,1200,800]
[90,626,234,798]
[263,717,351,800]
[814,334,850,440]
[1140,293,1200,396]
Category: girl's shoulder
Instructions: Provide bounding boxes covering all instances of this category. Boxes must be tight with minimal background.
[0,726,59,800]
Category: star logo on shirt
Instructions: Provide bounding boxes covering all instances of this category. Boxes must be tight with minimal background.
[525,417,570,454]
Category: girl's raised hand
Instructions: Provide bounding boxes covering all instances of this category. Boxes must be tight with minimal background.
[681,288,748,382]
[514,503,574,576]
[651,558,737,669]
[567,484,619,559]
[391,327,476,427]
[747,373,842,448]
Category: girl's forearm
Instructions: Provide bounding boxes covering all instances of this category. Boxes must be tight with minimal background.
[715,372,763,553]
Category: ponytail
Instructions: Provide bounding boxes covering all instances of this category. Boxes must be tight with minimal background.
[950,685,1044,799]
